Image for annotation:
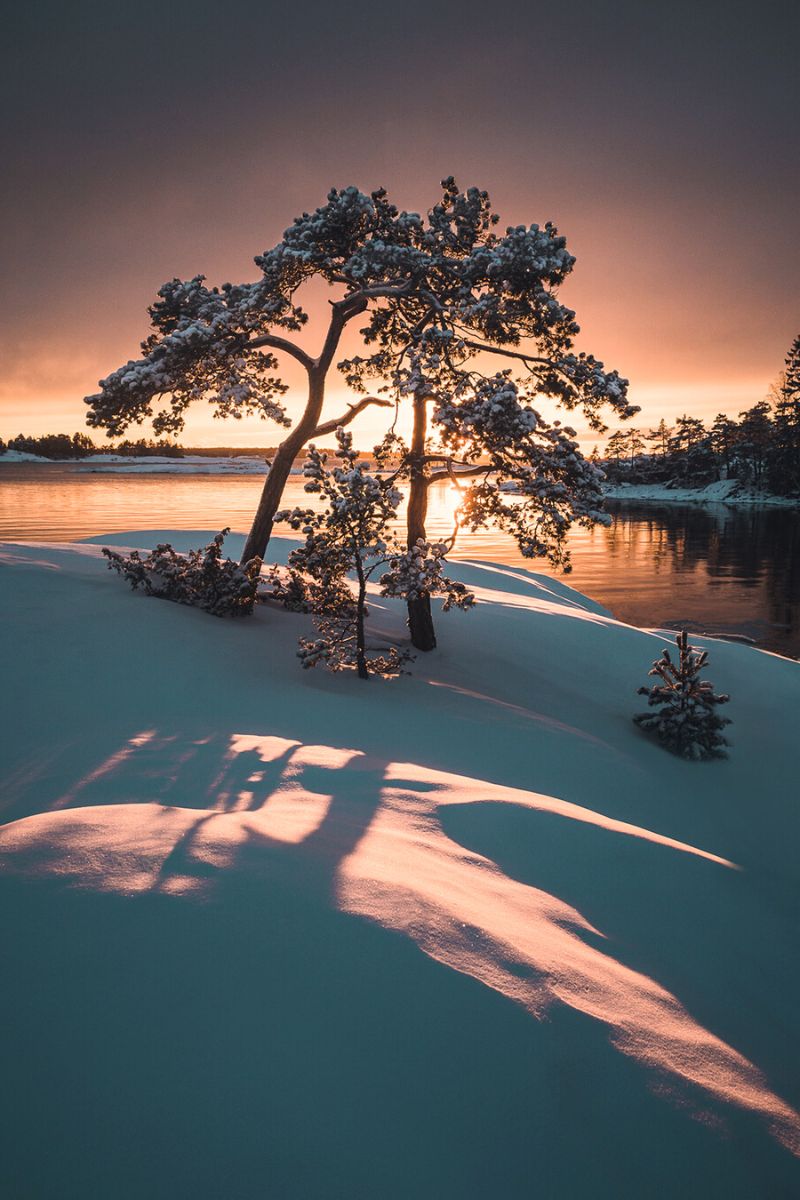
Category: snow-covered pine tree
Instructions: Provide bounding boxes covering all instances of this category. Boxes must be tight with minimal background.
[86,180,634,648]
[103,530,261,616]
[339,179,635,648]
[272,428,473,679]
[370,352,621,652]
[633,630,731,760]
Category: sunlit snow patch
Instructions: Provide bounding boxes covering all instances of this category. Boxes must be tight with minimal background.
[0,734,797,1155]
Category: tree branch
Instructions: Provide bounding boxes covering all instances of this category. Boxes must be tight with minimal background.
[312,396,394,439]
[314,279,423,373]
[460,338,553,369]
[248,332,315,371]
[249,279,432,396]
[421,454,481,467]
[331,277,418,303]
[315,302,354,375]
[428,462,492,484]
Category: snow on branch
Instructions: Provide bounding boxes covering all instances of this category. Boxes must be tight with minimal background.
[102,530,261,617]
[270,428,473,678]
[86,277,292,437]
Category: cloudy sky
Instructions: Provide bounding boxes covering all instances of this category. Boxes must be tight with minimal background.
[1,0,797,447]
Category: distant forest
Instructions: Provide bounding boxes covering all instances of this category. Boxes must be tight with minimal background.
[5,338,799,498]
[600,403,798,498]
[4,412,799,498]
[0,434,278,461]
[599,341,800,498]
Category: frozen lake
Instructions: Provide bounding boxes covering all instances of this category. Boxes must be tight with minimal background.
[1,462,798,658]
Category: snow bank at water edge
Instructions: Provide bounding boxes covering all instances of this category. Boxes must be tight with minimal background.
[0,448,54,463]
[0,452,300,474]
[84,454,277,474]
[1,532,798,1197]
[605,479,799,507]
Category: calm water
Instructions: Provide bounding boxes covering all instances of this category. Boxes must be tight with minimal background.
[2,463,799,658]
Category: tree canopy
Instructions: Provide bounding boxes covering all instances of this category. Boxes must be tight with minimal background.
[85,180,635,646]
[86,180,634,435]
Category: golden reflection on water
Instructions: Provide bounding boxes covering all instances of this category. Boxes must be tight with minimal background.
[1,465,798,656]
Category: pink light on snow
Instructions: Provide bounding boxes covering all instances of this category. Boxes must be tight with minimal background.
[1,736,797,1155]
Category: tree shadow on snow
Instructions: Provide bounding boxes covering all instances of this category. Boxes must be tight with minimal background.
[0,730,799,1199]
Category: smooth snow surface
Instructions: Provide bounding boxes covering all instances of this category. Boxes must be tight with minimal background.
[1,532,799,1198]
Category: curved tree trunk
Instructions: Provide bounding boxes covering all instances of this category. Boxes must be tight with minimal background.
[241,439,302,563]
[355,561,369,680]
[241,375,326,564]
[240,303,357,566]
[406,392,436,651]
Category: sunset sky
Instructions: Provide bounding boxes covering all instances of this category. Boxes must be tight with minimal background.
[2,0,797,449]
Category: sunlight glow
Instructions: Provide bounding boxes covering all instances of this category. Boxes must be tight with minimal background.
[2,732,797,1155]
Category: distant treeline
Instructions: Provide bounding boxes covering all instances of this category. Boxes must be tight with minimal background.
[600,406,799,496]
[0,434,376,465]
[0,433,185,459]
[600,346,800,497]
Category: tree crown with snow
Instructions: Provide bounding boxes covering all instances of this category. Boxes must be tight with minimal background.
[85,179,636,442]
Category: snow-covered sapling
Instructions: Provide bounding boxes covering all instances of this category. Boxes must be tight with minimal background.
[273,428,473,679]
[103,530,261,617]
[634,630,731,760]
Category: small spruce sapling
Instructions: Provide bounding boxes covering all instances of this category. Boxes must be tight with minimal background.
[103,529,261,616]
[272,428,473,679]
[634,630,731,760]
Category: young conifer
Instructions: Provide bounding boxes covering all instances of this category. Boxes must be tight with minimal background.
[272,428,473,678]
[634,630,731,760]
[103,529,261,617]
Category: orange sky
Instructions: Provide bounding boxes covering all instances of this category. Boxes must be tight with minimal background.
[2,2,796,450]
[0,202,791,452]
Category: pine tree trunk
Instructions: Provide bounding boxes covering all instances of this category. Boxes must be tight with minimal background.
[406,591,436,652]
[406,461,436,651]
[240,375,326,564]
[240,441,300,563]
[355,566,369,680]
[406,392,436,652]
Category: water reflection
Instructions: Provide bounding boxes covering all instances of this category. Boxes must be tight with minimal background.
[593,503,800,658]
[1,464,798,657]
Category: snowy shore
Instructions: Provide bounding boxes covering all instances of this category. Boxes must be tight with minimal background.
[5,455,798,503]
[0,449,278,473]
[605,478,799,508]
[1,532,799,1197]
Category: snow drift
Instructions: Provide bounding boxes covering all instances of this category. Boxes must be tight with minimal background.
[0,533,798,1198]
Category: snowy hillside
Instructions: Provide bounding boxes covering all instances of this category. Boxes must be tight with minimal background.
[0,532,798,1198]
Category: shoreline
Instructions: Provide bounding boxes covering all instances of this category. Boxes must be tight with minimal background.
[603,479,799,509]
[5,456,800,506]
